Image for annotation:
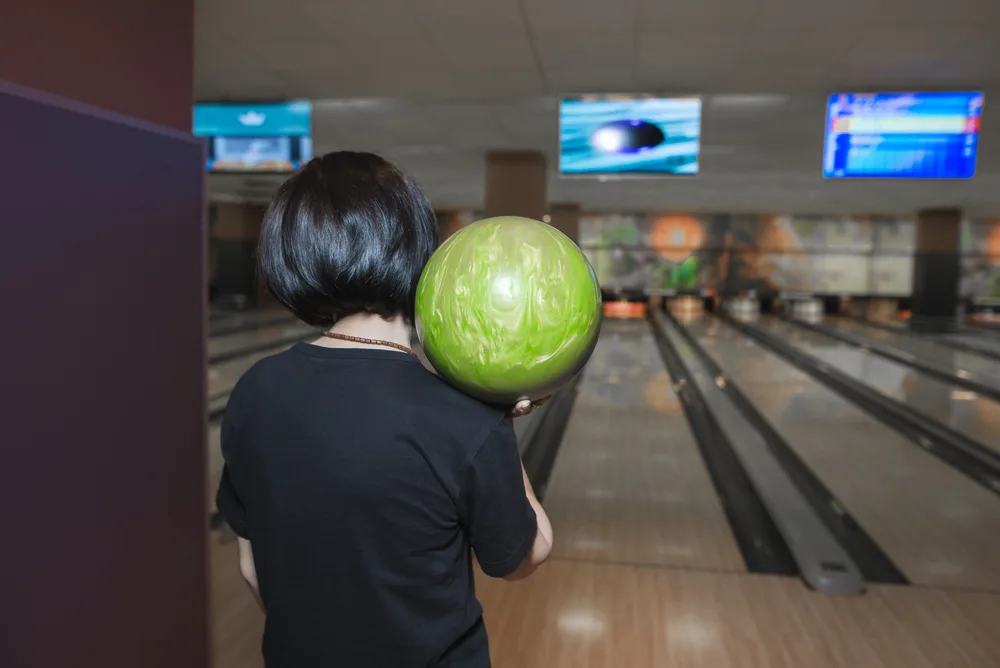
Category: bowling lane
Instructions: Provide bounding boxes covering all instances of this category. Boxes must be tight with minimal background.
[210,308,298,337]
[207,321,316,361]
[867,316,1000,358]
[758,317,1000,453]
[210,305,287,326]
[685,317,1000,591]
[826,318,1000,392]
[207,423,223,512]
[942,333,1000,359]
[541,319,745,572]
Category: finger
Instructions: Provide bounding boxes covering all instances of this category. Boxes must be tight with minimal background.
[512,399,532,416]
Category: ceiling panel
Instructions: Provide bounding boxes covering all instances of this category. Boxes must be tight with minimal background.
[404,0,526,34]
[636,0,766,30]
[532,32,636,70]
[195,0,316,41]
[430,36,539,73]
[295,0,422,40]
[546,67,637,93]
[198,0,1000,215]
[449,69,547,98]
[522,0,637,34]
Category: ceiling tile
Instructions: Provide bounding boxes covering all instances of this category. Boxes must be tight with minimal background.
[523,0,637,34]
[451,69,547,98]
[534,32,636,69]
[546,67,637,93]
[403,0,526,34]
[199,0,1000,214]
[296,0,420,38]
[636,0,766,29]
[196,0,319,41]
[430,36,539,73]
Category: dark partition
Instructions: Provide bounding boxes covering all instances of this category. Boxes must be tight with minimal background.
[0,83,207,667]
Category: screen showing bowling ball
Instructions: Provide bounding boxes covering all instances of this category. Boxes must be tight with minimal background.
[559,96,702,176]
[193,101,313,173]
[823,92,983,179]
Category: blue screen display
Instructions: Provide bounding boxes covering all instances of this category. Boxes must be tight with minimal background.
[193,101,313,172]
[823,92,983,179]
[560,97,701,176]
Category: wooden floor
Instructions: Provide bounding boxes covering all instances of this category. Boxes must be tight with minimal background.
[206,424,222,514]
[210,531,1000,668]
[211,532,265,668]
[207,319,1000,667]
[475,560,1000,668]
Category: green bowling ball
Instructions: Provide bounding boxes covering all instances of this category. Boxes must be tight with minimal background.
[415,216,602,404]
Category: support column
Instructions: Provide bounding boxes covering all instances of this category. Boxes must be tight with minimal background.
[548,202,581,244]
[211,202,268,308]
[484,151,547,220]
[910,208,962,333]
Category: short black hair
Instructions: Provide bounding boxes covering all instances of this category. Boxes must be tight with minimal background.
[259,151,439,328]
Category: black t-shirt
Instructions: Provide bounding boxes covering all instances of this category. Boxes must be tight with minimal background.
[216,343,537,668]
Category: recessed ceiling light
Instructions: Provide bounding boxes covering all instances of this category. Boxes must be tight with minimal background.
[708,95,789,110]
[311,99,392,112]
[207,193,245,204]
[390,145,451,155]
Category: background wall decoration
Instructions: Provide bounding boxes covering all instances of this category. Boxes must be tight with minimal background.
[961,219,1000,299]
[579,213,1000,299]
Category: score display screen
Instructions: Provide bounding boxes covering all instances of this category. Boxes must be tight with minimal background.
[823,92,983,179]
[193,101,313,173]
[559,97,702,176]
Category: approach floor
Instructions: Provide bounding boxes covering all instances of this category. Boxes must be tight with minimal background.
[207,315,1000,668]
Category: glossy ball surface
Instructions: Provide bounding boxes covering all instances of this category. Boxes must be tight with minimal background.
[415,216,602,403]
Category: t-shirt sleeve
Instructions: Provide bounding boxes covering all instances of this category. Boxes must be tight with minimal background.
[463,419,538,578]
[214,400,249,538]
[216,465,248,538]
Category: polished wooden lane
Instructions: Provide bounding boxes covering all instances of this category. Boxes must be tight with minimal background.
[211,531,264,668]
[208,317,1000,668]
[830,318,1000,386]
[688,317,1000,592]
[759,317,1000,454]
[542,320,745,572]
[207,321,316,360]
[207,346,293,398]
[210,532,1000,668]
[207,424,222,513]
[475,560,1000,668]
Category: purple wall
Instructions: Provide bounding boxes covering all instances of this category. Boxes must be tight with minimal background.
[0,81,206,668]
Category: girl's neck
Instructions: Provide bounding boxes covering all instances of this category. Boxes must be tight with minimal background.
[316,313,412,351]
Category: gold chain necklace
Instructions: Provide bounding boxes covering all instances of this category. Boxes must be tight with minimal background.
[321,331,415,357]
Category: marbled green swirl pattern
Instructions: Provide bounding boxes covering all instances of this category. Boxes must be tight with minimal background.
[415,216,602,403]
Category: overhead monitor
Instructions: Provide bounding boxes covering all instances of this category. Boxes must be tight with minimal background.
[193,101,313,173]
[559,96,702,176]
[823,92,983,179]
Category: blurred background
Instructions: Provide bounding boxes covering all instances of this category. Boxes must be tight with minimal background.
[4,0,1000,666]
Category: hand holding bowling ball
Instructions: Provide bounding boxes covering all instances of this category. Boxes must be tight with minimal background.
[510,396,551,420]
[415,216,602,405]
